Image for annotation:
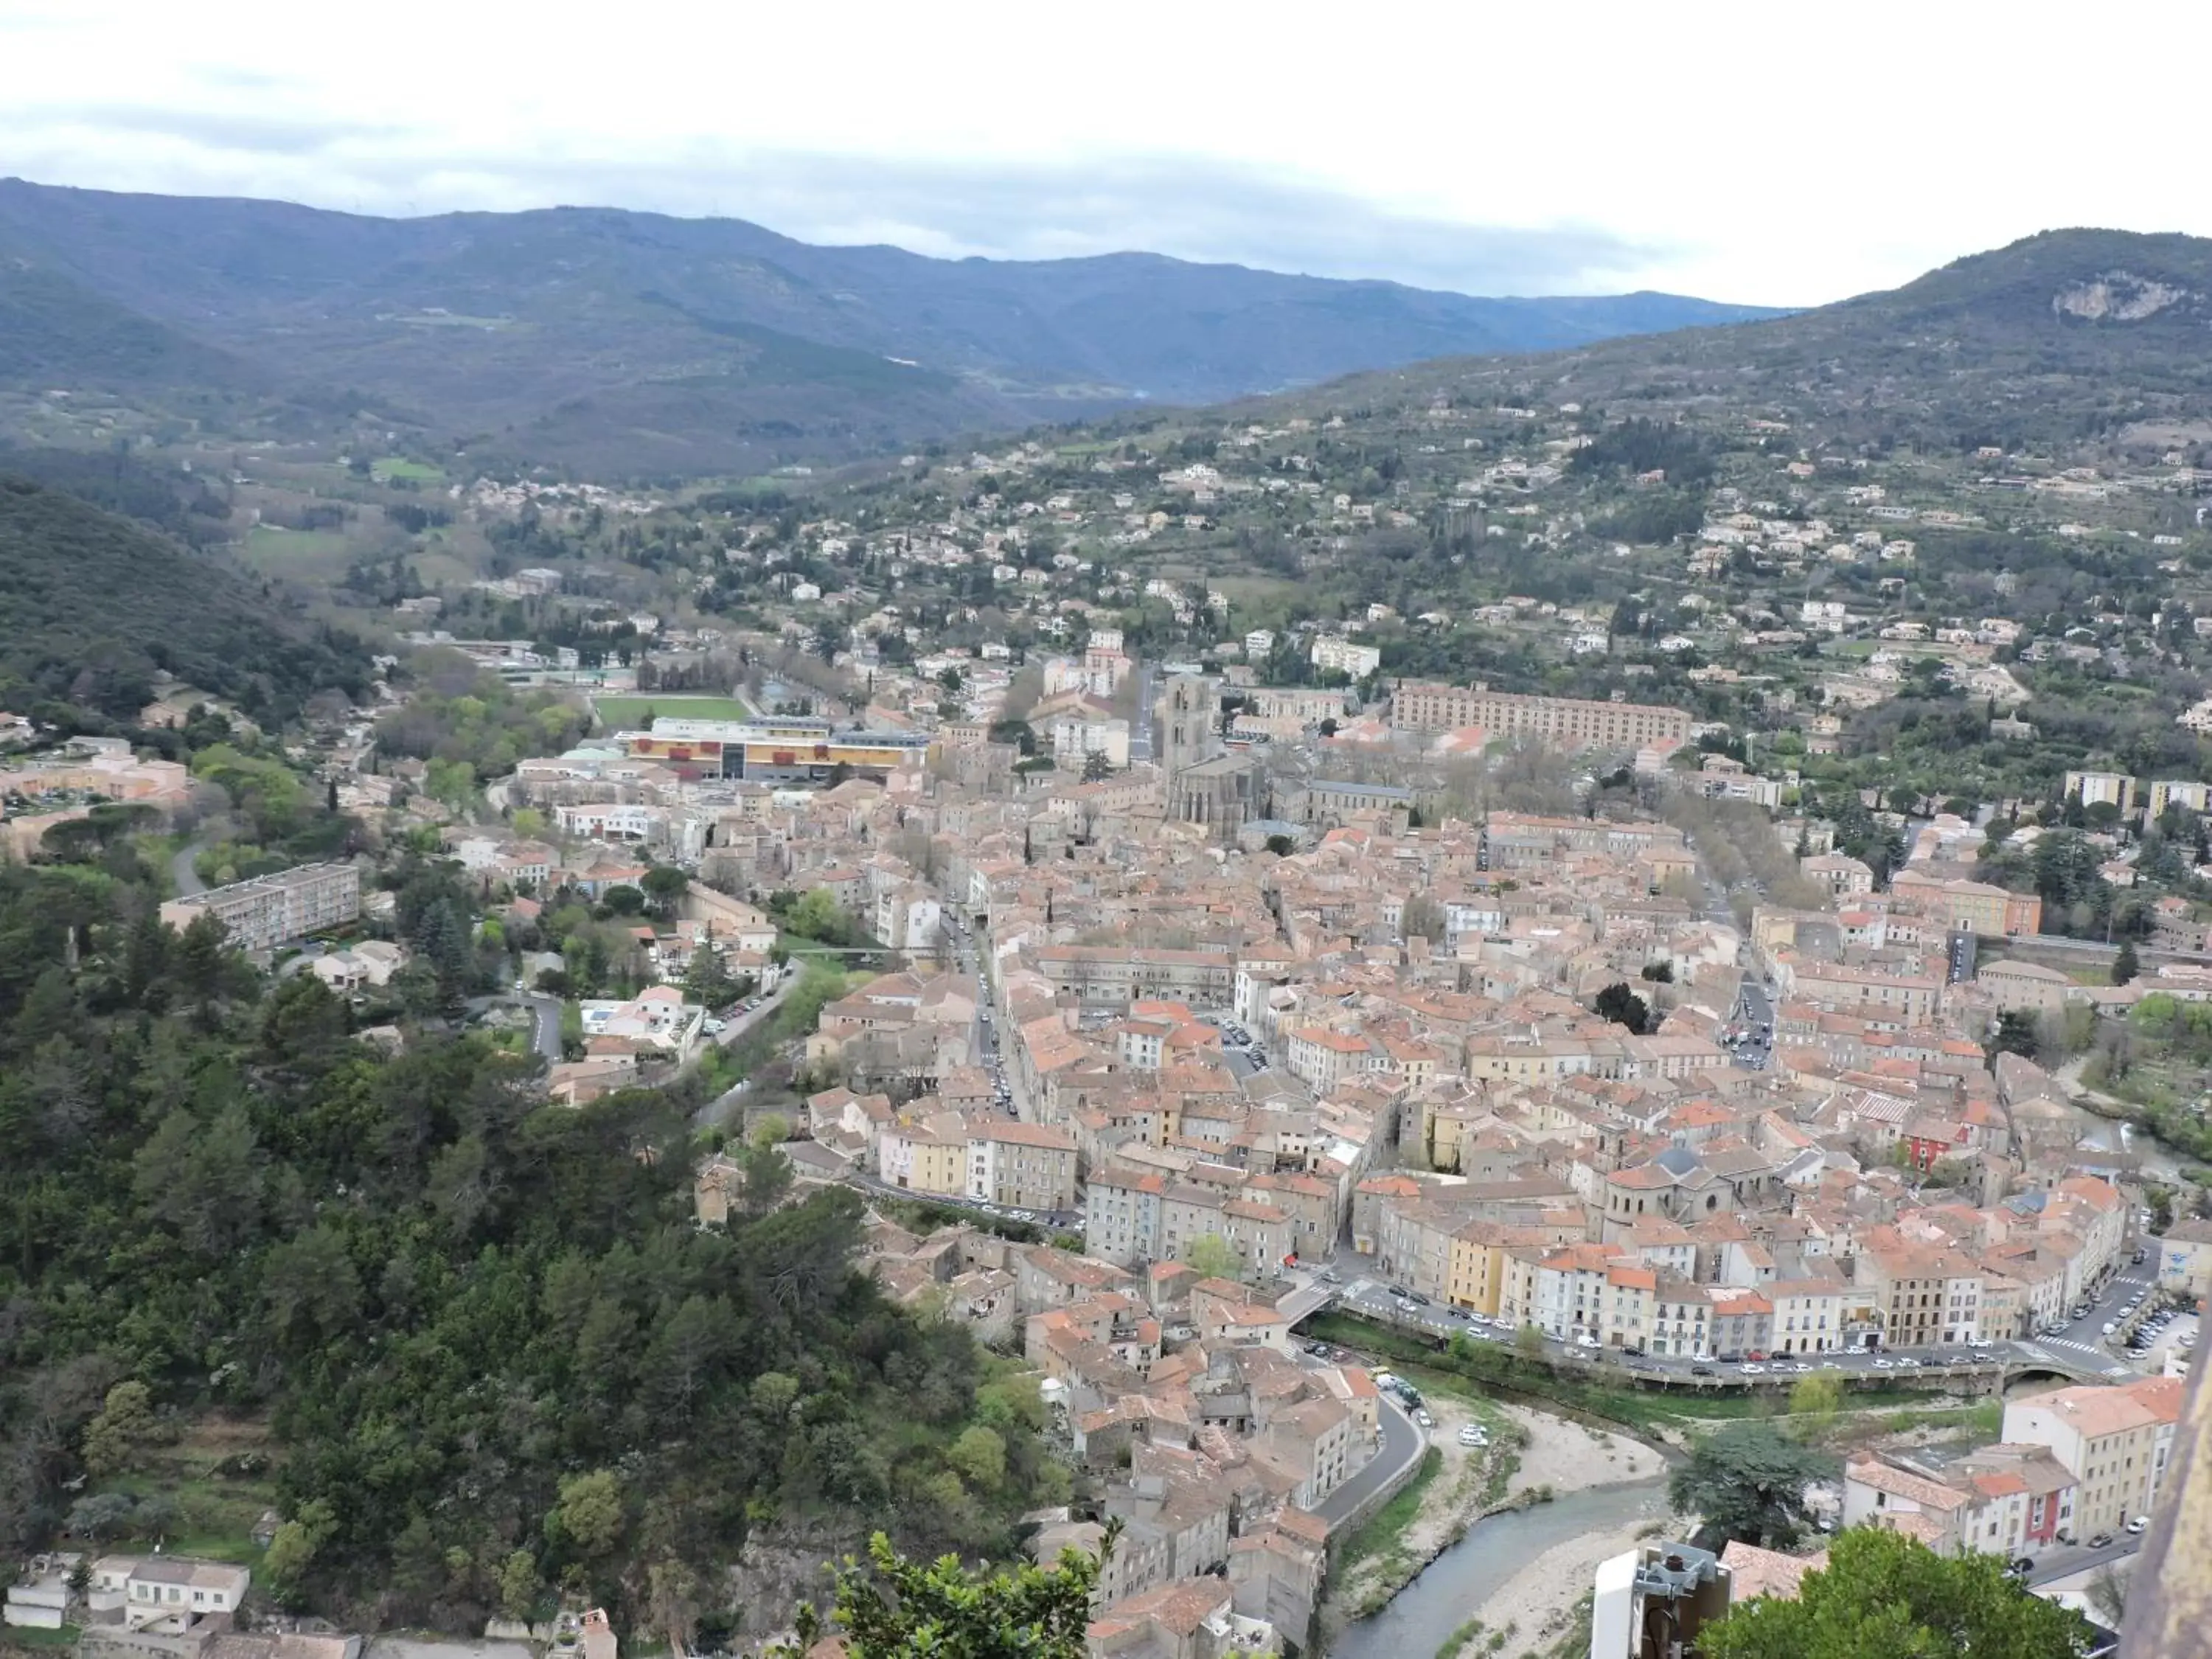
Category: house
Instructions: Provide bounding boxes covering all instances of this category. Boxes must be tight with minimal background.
[2002,1377,2183,1539]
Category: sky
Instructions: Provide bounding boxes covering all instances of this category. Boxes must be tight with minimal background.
[4,0,2208,307]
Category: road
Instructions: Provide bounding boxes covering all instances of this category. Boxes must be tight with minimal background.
[1322,1255,2166,1385]
[1314,1393,1425,1527]
[171,838,207,897]
[1129,663,1155,764]
[522,992,564,1062]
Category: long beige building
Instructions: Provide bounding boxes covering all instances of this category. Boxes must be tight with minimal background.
[159,863,361,954]
[1391,681,1692,748]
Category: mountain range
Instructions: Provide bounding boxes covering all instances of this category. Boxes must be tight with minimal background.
[0,178,1783,476]
[1257,228,2212,455]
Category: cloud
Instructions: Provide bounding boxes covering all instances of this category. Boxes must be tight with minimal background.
[13,104,397,157]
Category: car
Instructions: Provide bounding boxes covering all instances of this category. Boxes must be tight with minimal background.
[2087,1532,2114,1550]
[2135,1248,2149,1265]
[1394,1297,1419,1312]
[1318,1269,1341,1284]
[1895,1356,1922,1368]
[1746,1350,1769,1363]
[704,1018,727,1033]
[1690,1363,1715,1377]
[2126,1517,2150,1534]
[1576,1332,1599,1349]
[2006,1557,2034,1577]
[1414,1409,1435,1429]
[2104,1321,2120,1336]
[1739,1363,1766,1375]
[1407,1290,1431,1306]
[1458,1426,1489,1447]
[1873,1357,1896,1369]
[1818,1359,1842,1370]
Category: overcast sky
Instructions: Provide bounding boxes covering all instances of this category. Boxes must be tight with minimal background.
[5,0,2207,307]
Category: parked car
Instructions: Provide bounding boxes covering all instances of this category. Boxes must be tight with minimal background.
[2126,1517,2150,1534]
[1740,1363,1766,1375]
[1690,1363,1715,1377]
[2088,1532,2114,1550]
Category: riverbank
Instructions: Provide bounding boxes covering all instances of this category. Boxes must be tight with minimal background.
[1321,1384,1668,1638]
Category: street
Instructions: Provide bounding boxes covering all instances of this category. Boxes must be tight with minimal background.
[1313,1391,1425,1527]
[1321,1257,2166,1387]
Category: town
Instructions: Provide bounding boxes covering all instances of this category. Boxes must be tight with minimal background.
[7,596,2205,1659]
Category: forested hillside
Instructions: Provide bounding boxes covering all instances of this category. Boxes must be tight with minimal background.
[0,849,1059,1635]
[0,476,370,720]
[0,178,1780,475]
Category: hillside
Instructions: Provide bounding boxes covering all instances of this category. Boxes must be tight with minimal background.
[0,178,1781,476]
[0,476,370,719]
[1258,228,2212,451]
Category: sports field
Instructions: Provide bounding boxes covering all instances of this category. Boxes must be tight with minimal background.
[592,695,753,728]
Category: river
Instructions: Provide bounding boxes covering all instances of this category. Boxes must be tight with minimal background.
[1326,1477,1670,1659]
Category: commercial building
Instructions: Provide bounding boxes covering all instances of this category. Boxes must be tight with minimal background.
[159,863,361,955]
[616,716,929,782]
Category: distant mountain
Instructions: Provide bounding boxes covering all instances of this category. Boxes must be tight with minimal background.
[1267,229,2212,452]
[0,178,1783,475]
[0,474,369,720]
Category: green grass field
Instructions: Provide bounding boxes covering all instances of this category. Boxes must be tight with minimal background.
[593,694,753,728]
[371,457,448,481]
[241,524,354,577]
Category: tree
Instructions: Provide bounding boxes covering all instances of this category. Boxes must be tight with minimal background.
[1641,959,1674,983]
[1182,1233,1244,1280]
[550,1468,625,1558]
[945,1425,1006,1492]
[1265,834,1295,857]
[66,1492,136,1541]
[1594,981,1651,1035]
[1401,894,1447,945]
[263,1499,336,1605]
[2113,939,2140,986]
[498,1548,542,1622]
[1668,1422,1832,1550]
[1699,1526,2094,1659]
[1787,1371,1843,1436]
[1991,1010,2041,1060]
[642,865,690,918]
[80,1380,155,1478]
[1081,749,1111,784]
[1514,1322,1546,1361]
[776,1528,1105,1659]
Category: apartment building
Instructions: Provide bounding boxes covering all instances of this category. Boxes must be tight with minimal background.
[1391,681,1691,749]
[1858,1241,1986,1348]
[1888,869,2042,936]
[2003,1377,2184,1539]
[969,1121,1081,1211]
[1786,963,1942,1026]
[1285,1026,1384,1091]
[159,861,361,954]
[1035,946,1237,1009]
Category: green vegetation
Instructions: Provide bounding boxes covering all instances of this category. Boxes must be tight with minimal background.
[1669,1424,1835,1551]
[1307,1312,1887,1436]
[0,476,368,722]
[375,650,591,793]
[1698,1526,2096,1659]
[369,458,446,483]
[0,850,1060,1632]
[591,695,754,728]
[1335,1445,1442,1576]
[772,1527,1101,1659]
